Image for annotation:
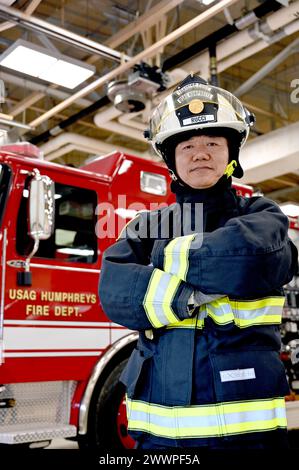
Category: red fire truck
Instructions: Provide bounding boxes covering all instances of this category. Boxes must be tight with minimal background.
[0,141,298,450]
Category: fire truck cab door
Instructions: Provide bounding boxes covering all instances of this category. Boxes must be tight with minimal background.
[1,165,108,382]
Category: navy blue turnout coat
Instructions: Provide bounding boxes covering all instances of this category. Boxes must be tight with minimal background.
[99,178,298,448]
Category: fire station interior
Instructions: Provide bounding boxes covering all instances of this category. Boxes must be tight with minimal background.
[0,0,299,453]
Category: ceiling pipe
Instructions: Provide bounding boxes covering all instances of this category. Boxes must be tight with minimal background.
[91,106,122,125]
[93,116,145,142]
[27,0,238,144]
[27,0,240,129]
[39,132,151,161]
[25,0,299,156]
[161,0,282,72]
[118,112,147,132]
[30,96,110,145]
[234,36,299,97]
[91,5,299,148]
[183,0,299,77]
[0,0,42,33]
[219,18,299,72]
[29,0,296,148]
[266,185,299,201]
[0,3,131,63]
[218,20,299,71]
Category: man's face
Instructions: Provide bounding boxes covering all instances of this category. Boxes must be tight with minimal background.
[175,134,229,189]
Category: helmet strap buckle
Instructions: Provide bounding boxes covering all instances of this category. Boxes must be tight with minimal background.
[224,160,237,178]
[169,169,178,181]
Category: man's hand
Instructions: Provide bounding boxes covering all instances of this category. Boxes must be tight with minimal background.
[193,291,225,306]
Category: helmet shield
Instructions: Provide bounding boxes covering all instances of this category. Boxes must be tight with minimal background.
[150,82,249,148]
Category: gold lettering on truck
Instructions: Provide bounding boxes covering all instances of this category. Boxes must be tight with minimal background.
[8,289,98,318]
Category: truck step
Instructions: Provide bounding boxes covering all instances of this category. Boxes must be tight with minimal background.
[0,423,76,444]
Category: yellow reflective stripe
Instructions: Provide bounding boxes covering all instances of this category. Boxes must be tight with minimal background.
[166,317,205,330]
[206,299,234,325]
[177,234,195,281]
[208,297,284,328]
[126,397,287,439]
[127,396,285,417]
[163,234,195,281]
[234,315,282,328]
[234,297,286,310]
[143,269,181,328]
[164,238,180,274]
[147,295,285,331]
[206,309,234,325]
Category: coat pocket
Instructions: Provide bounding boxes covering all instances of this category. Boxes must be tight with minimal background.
[210,349,290,402]
[120,346,153,399]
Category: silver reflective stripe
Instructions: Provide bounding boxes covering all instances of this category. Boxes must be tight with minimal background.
[164,234,195,282]
[233,305,283,320]
[143,269,180,328]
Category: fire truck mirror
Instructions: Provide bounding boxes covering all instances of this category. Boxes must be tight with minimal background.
[28,170,55,242]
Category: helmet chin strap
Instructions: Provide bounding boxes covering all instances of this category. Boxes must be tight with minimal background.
[224,160,237,178]
[169,169,178,181]
[169,160,238,185]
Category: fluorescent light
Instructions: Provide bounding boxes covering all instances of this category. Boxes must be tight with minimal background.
[39,59,94,89]
[1,45,57,77]
[0,39,95,89]
[200,0,215,5]
[280,203,299,218]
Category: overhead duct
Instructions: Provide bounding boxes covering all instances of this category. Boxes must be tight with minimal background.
[239,121,299,184]
[183,0,299,78]
[25,0,240,129]
[30,96,110,145]
[92,2,299,145]
[162,0,282,71]
[39,132,152,162]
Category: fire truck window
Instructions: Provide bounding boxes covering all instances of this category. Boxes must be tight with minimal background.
[0,164,12,227]
[16,182,97,264]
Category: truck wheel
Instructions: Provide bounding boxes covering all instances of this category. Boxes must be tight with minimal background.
[79,358,135,451]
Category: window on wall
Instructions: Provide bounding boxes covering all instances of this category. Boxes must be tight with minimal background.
[16,181,98,264]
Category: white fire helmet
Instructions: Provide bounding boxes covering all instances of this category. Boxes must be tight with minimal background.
[145,74,255,179]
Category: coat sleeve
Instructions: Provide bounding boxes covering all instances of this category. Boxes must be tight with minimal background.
[98,214,193,331]
[151,197,298,297]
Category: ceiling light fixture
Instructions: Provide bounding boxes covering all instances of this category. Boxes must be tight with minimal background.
[0,39,95,89]
[199,0,216,5]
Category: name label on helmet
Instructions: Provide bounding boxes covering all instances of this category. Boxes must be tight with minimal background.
[183,114,215,126]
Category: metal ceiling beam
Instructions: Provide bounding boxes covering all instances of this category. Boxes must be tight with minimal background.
[28,0,239,129]
[0,0,42,33]
[9,91,44,117]
[234,36,299,97]
[0,3,131,62]
[266,185,299,201]
[105,0,184,50]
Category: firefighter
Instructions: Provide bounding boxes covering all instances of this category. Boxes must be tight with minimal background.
[99,74,298,450]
